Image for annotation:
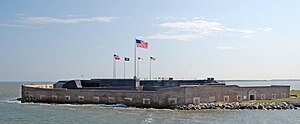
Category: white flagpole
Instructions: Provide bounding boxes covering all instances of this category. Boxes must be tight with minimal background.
[134,39,137,79]
[137,58,139,78]
[113,56,116,78]
[124,58,126,79]
[150,58,152,80]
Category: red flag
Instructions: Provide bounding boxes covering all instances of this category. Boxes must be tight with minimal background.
[114,54,120,60]
[136,39,148,49]
[150,56,156,61]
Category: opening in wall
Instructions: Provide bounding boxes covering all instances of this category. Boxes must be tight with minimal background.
[168,98,177,105]
[52,95,57,101]
[224,96,229,102]
[208,96,216,102]
[40,95,45,100]
[248,89,257,100]
[272,94,276,99]
[78,96,84,101]
[108,97,115,103]
[124,97,132,102]
[193,97,200,105]
[143,98,150,104]
[249,95,256,100]
[65,96,70,101]
[237,95,242,101]
[281,93,286,98]
[93,97,99,102]
[261,94,266,100]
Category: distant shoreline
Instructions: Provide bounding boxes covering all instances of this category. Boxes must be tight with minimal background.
[218,79,300,82]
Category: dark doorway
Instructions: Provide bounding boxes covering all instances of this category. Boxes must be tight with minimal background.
[250,95,255,100]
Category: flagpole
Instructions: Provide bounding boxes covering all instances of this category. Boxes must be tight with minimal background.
[124,58,126,79]
[137,58,139,78]
[150,58,152,80]
[134,39,137,79]
[113,56,116,79]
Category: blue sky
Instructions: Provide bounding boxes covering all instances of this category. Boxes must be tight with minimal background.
[0,0,300,81]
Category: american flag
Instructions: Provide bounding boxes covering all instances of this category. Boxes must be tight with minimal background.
[114,54,120,60]
[150,56,156,61]
[136,39,148,49]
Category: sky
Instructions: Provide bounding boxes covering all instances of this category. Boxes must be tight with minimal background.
[0,0,300,81]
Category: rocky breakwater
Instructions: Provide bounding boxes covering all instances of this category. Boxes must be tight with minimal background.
[172,102,298,110]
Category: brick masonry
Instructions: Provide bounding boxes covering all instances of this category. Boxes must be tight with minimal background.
[21,84,290,108]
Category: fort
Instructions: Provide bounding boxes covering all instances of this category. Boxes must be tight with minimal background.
[21,78,290,108]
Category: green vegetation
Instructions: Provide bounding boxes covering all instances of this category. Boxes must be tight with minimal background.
[243,90,300,104]
[291,90,300,96]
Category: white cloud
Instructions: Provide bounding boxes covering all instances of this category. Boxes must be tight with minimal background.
[159,20,223,31]
[225,28,256,34]
[0,15,117,28]
[155,16,186,21]
[145,33,201,41]
[20,16,116,24]
[145,18,273,41]
[0,23,28,28]
[146,20,223,41]
[65,14,84,17]
[216,46,237,50]
[256,27,273,32]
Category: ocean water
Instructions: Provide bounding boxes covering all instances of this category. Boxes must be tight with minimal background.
[1,81,300,124]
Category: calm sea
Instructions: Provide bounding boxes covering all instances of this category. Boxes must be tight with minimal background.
[1,81,300,124]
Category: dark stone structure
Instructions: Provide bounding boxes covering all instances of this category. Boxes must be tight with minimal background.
[53,78,220,90]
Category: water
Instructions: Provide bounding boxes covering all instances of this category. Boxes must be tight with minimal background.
[1,81,300,124]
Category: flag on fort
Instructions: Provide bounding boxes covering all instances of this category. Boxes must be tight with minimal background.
[136,39,148,49]
[124,57,130,61]
[114,54,120,60]
[150,56,156,61]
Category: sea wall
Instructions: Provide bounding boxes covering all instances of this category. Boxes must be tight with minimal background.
[21,84,290,108]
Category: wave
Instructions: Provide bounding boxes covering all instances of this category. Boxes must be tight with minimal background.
[23,102,128,108]
[0,98,21,104]
[0,98,175,111]
[0,97,127,107]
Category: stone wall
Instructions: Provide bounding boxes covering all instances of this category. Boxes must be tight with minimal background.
[22,84,290,108]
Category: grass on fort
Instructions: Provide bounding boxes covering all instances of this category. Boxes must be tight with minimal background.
[243,90,300,103]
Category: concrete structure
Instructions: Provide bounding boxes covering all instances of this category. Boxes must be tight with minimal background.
[21,79,290,108]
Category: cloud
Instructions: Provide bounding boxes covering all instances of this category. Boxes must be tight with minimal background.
[0,23,28,28]
[145,33,201,41]
[145,18,273,41]
[225,28,256,34]
[216,46,237,50]
[256,27,273,32]
[159,20,223,31]
[0,15,117,28]
[146,20,223,41]
[20,16,117,24]
[155,16,186,21]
